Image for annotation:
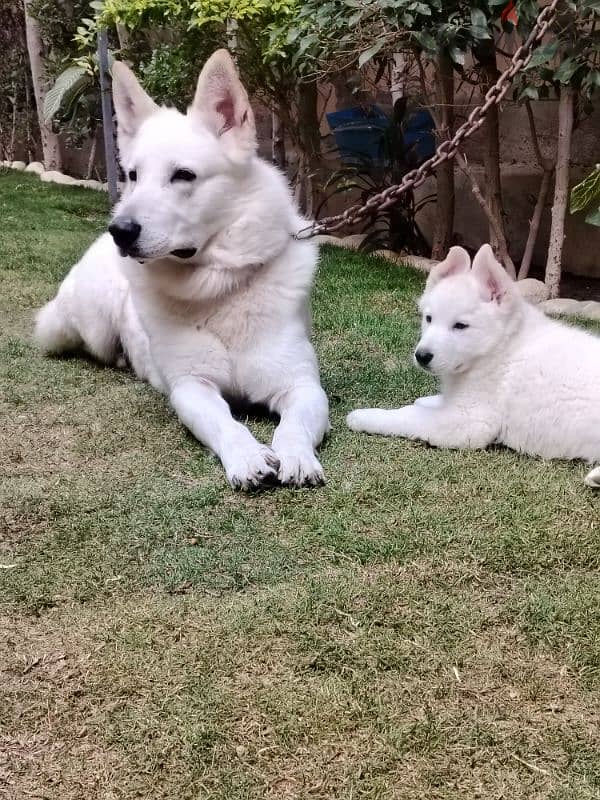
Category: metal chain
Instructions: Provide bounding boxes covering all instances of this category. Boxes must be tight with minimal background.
[294,0,560,239]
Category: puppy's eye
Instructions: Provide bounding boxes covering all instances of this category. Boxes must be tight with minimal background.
[171,169,196,183]
[425,314,432,323]
[128,169,137,181]
[453,322,469,330]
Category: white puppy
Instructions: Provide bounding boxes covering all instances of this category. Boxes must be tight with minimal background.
[347,244,600,488]
[35,50,329,490]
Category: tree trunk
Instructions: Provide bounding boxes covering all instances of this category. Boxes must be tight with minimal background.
[518,101,554,280]
[457,151,517,278]
[272,110,285,170]
[431,50,455,260]
[545,85,574,299]
[86,128,97,180]
[115,23,130,51]
[518,169,552,280]
[295,81,321,217]
[475,52,515,274]
[23,0,62,170]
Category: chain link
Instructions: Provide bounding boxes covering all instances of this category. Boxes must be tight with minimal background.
[294,0,560,239]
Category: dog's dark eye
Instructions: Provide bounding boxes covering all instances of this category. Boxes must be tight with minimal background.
[171,169,196,183]
[128,169,137,181]
[453,322,469,330]
[425,314,432,323]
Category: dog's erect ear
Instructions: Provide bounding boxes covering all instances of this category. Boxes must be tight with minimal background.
[192,49,257,162]
[426,246,471,290]
[472,244,513,303]
[111,62,158,156]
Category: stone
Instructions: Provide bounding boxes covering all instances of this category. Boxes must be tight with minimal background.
[314,234,345,247]
[403,254,438,273]
[76,179,103,190]
[11,160,26,171]
[579,301,600,321]
[540,298,584,316]
[338,233,367,249]
[373,249,405,265]
[40,170,77,185]
[517,278,550,305]
[25,161,45,175]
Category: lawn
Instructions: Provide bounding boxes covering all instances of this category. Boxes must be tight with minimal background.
[1,169,600,800]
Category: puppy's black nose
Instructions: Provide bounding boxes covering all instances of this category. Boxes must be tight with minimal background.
[108,216,141,251]
[415,350,434,367]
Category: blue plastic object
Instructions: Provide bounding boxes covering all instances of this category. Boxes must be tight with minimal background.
[326,105,389,166]
[402,110,436,165]
[327,105,436,167]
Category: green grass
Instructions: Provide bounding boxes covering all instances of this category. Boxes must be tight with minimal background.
[1,169,600,799]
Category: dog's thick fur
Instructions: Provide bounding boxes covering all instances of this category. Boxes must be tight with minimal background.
[35,50,329,490]
[347,244,600,487]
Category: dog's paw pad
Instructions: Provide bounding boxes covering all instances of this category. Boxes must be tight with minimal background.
[227,446,280,492]
[275,451,325,488]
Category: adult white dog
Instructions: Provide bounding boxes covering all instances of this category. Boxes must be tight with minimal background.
[347,244,600,488]
[35,50,329,490]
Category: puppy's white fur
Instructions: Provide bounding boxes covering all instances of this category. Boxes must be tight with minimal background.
[347,244,600,488]
[35,50,329,490]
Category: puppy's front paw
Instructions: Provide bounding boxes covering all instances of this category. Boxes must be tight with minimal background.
[346,409,377,433]
[584,466,600,489]
[274,448,325,488]
[225,445,280,491]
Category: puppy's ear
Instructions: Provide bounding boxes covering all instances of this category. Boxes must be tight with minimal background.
[472,244,514,304]
[111,62,158,157]
[191,49,257,163]
[426,246,471,290]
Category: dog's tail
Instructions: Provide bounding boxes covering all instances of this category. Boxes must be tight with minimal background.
[34,297,81,354]
[584,466,600,489]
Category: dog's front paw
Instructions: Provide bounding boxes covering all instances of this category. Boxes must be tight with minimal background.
[274,448,325,488]
[225,445,280,491]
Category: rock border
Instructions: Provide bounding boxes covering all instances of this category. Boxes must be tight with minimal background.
[316,232,600,322]
[4,161,600,324]
[1,159,118,192]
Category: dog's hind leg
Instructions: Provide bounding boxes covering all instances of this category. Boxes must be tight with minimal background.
[34,297,82,354]
[270,382,330,487]
[170,378,280,490]
[584,466,600,488]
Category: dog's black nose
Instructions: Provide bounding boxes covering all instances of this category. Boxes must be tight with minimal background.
[108,216,141,251]
[415,350,434,367]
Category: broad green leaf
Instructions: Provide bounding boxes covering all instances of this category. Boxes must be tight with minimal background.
[524,40,559,70]
[585,206,600,226]
[470,7,488,28]
[518,85,539,101]
[570,167,600,213]
[449,45,465,65]
[43,66,90,122]
[553,57,580,84]
[358,40,384,68]
[412,30,437,51]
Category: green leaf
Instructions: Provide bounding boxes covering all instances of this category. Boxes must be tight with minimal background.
[449,45,465,65]
[553,57,580,84]
[570,167,600,214]
[518,85,539,101]
[358,40,383,68]
[43,65,90,122]
[585,206,600,226]
[412,30,437,51]
[470,8,488,28]
[524,40,559,70]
